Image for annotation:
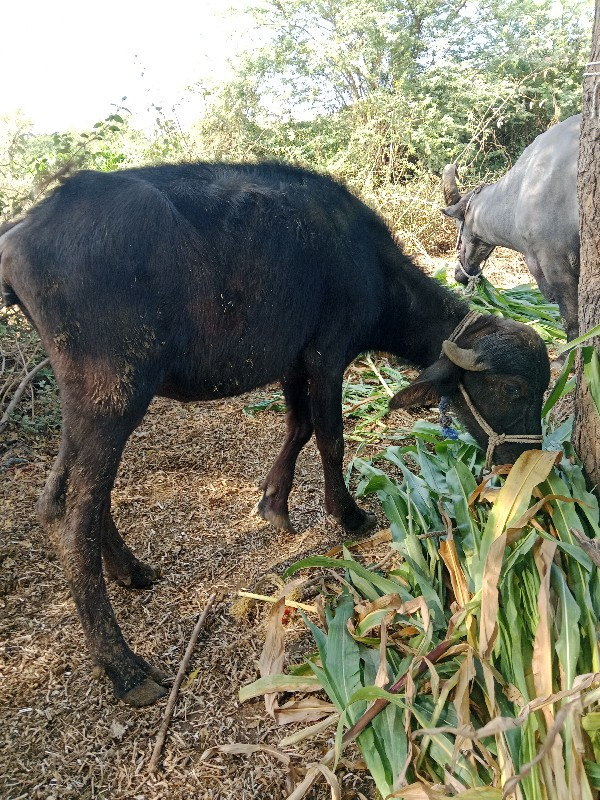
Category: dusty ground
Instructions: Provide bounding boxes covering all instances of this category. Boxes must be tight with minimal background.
[1,253,533,800]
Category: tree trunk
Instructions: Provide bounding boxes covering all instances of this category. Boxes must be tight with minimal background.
[574,0,600,487]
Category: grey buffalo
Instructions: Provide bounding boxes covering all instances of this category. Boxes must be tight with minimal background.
[442,114,580,341]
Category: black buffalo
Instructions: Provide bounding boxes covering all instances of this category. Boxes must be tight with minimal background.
[0,162,550,706]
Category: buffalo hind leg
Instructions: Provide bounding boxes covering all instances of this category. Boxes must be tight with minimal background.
[308,362,376,534]
[102,504,159,589]
[258,368,314,532]
[528,254,579,345]
[39,410,168,706]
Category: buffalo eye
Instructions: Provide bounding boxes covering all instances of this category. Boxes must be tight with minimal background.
[502,381,521,399]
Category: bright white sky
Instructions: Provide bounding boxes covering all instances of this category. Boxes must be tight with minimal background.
[1,0,261,133]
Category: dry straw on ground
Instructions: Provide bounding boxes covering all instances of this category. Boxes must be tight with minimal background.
[1,255,532,799]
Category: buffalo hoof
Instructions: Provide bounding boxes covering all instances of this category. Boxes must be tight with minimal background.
[342,510,377,536]
[105,559,160,590]
[120,676,169,707]
[94,658,171,705]
[256,498,296,533]
[145,663,171,685]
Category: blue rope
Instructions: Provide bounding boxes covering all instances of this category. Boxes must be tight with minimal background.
[439,396,459,440]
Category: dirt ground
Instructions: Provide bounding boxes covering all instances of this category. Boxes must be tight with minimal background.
[1,253,532,800]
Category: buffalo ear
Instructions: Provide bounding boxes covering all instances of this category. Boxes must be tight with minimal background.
[389,379,440,410]
[441,202,463,220]
[389,359,459,410]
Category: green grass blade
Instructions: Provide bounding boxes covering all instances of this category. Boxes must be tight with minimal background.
[542,349,576,418]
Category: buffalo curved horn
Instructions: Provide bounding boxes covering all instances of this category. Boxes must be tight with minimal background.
[442,164,461,207]
[442,340,487,371]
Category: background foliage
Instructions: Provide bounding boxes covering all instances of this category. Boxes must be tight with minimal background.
[0,0,592,250]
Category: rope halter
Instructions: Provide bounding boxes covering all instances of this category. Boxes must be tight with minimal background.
[457,384,543,469]
[442,311,543,469]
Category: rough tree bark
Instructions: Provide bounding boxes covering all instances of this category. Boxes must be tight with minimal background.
[574,0,600,488]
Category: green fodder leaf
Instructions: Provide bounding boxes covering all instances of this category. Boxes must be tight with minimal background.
[551,565,581,690]
[502,572,533,703]
[242,393,285,415]
[541,473,600,672]
[543,416,574,451]
[542,348,577,418]
[390,787,502,799]
[383,448,443,530]
[535,529,595,571]
[445,461,480,564]
[347,686,481,786]
[582,712,600,764]
[239,673,322,702]
[300,616,340,703]
[557,459,600,537]
[284,555,414,601]
[460,277,566,343]
[301,592,366,724]
[352,725,393,797]
[323,591,365,722]
[557,322,600,354]
[410,697,484,787]
[584,760,600,791]
[357,646,409,795]
[582,346,600,418]
[389,544,446,632]
[413,437,448,494]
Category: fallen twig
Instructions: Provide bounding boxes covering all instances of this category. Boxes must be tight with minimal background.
[148,592,217,774]
[364,354,394,398]
[341,637,452,746]
[0,356,50,432]
[570,527,600,568]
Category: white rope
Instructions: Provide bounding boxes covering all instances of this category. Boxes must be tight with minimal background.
[444,310,482,349]
[457,384,542,469]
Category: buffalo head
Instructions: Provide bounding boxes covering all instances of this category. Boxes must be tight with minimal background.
[442,164,495,285]
[389,315,550,465]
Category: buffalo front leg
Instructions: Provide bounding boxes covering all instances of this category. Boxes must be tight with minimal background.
[258,368,314,532]
[554,282,579,344]
[38,418,168,706]
[308,365,376,534]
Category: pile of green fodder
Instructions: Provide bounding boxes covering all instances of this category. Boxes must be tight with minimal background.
[240,423,600,799]
[437,273,567,346]
[233,281,600,798]
[245,355,412,446]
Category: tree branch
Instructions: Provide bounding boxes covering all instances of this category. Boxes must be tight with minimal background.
[0,357,50,432]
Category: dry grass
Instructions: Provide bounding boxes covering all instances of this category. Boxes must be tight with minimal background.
[1,390,387,800]
[0,254,533,800]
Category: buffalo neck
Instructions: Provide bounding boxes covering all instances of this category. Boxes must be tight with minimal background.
[375,253,470,368]
[469,182,523,252]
